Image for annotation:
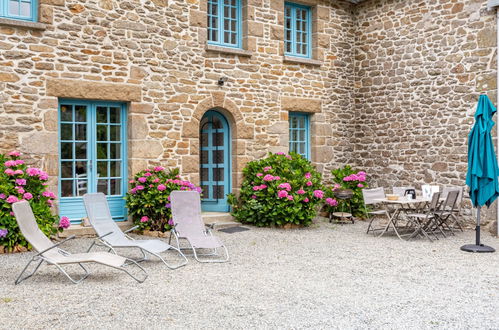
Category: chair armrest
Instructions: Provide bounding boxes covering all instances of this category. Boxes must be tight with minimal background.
[124,225,139,234]
[36,235,76,256]
[96,231,113,240]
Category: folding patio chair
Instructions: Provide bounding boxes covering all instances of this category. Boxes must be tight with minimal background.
[12,201,147,284]
[432,190,460,237]
[362,187,390,235]
[441,186,464,232]
[83,193,187,269]
[170,191,229,263]
[406,192,441,241]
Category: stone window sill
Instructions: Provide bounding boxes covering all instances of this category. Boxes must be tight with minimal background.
[205,44,252,57]
[0,17,46,30]
[283,56,322,66]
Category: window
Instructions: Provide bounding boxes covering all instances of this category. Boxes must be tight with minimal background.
[289,113,310,159]
[0,0,37,22]
[285,2,311,58]
[207,0,242,48]
[59,101,128,222]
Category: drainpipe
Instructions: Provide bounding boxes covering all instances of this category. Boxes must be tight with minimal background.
[492,0,499,237]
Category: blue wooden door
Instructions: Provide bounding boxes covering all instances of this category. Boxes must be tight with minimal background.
[58,101,127,222]
[200,110,231,212]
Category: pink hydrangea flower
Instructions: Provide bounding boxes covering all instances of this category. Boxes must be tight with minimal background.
[251,195,257,199]
[15,179,27,186]
[306,181,313,186]
[303,197,309,203]
[276,152,285,155]
[260,184,267,189]
[296,189,306,195]
[256,173,263,177]
[157,184,166,191]
[0,193,5,199]
[357,183,364,188]
[4,169,14,176]
[287,195,294,201]
[144,172,152,177]
[8,151,20,157]
[263,174,275,181]
[252,186,260,191]
[285,155,292,160]
[42,191,56,199]
[154,166,164,172]
[274,176,281,180]
[138,177,147,183]
[16,187,25,194]
[326,198,338,207]
[168,218,174,226]
[313,190,324,199]
[277,190,288,198]
[263,166,272,172]
[152,178,160,183]
[129,188,137,194]
[304,172,312,179]
[0,228,7,238]
[26,168,39,176]
[140,216,149,223]
[23,193,33,200]
[59,216,71,229]
[39,173,48,181]
[47,200,53,206]
[149,184,153,188]
[278,183,292,191]
[4,160,17,167]
[6,195,19,203]
[136,185,145,190]
[129,179,135,184]
[15,160,24,166]
[332,183,341,191]
[14,170,23,175]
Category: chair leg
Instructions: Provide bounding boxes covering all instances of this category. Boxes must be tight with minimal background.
[119,258,148,283]
[52,263,90,284]
[15,257,44,285]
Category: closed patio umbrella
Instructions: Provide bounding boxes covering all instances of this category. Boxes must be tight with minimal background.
[462,95,497,253]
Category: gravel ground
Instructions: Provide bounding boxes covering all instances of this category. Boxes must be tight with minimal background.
[0,219,497,329]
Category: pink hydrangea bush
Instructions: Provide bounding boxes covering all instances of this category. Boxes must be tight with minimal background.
[0,152,68,252]
[228,152,324,227]
[324,165,369,218]
[125,167,201,232]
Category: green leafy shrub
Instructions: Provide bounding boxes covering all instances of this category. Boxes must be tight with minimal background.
[0,151,67,252]
[125,167,202,232]
[324,165,368,218]
[227,152,324,227]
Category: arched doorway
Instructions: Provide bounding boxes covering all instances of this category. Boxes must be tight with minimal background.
[199,110,231,212]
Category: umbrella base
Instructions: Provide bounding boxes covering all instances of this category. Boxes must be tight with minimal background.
[460,244,495,253]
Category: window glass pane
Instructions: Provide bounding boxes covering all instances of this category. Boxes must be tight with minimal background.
[109,126,120,141]
[201,133,208,147]
[213,168,224,181]
[60,105,72,122]
[97,125,107,141]
[9,1,19,15]
[109,107,120,123]
[75,142,87,159]
[61,142,72,159]
[75,105,86,122]
[214,185,224,199]
[75,124,87,140]
[20,1,30,16]
[61,124,73,140]
[110,179,121,195]
[75,162,87,176]
[201,168,209,181]
[97,143,108,159]
[61,180,73,197]
[97,107,107,123]
[201,150,209,164]
[110,161,121,177]
[97,161,108,177]
[110,143,121,159]
[97,180,109,194]
[213,150,224,164]
[201,185,209,198]
[213,132,224,146]
[61,162,73,178]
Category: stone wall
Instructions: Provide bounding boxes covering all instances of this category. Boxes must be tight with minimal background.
[0,0,356,199]
[353,0,497,222]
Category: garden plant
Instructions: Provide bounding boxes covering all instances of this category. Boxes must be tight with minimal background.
[0,151,69,252]
[324,165,368,218]
[125,167,202,233]
[228,152,325,227]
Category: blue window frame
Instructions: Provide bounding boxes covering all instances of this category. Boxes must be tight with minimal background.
[285,2,312,58]
[58,100,128,222]
[0,0,37,22]
[207,0,242,48]
[289,112,310,159]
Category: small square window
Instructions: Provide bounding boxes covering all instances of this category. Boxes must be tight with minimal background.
[284,3,311,58]
[1,0,37,22]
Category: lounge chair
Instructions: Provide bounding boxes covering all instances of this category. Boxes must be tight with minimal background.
[83,193,187,269]
[170,191,229,263]
[12,200,147,284]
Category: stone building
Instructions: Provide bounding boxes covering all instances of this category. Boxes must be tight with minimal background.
[0,0,496,225]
